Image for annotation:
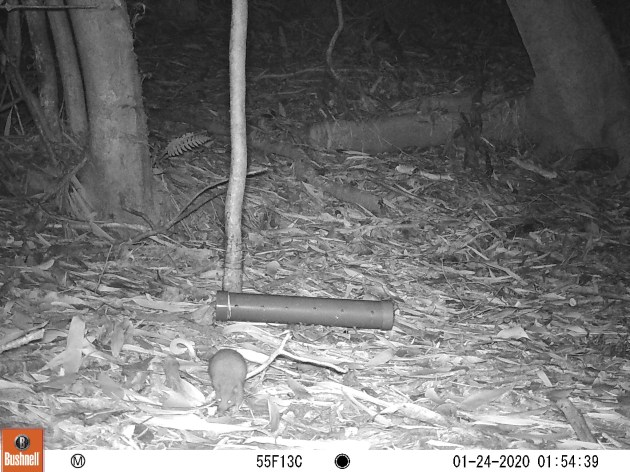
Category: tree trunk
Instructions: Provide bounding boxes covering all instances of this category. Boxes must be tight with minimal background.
[23,0,62,141]
[68,0,156,222]
[308,92,521,154]
[310,0,630,181]
[47,0,88,144]
[224,0,248,292]
[506,0,630,178]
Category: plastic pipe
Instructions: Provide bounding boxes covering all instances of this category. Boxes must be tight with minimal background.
[215,291,394,330]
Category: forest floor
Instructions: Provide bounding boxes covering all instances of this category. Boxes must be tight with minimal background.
[1,1,629,450]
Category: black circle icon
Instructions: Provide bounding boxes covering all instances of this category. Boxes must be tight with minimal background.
[334,453,350,469]
[14,434,30,451]
[70,454,86,468]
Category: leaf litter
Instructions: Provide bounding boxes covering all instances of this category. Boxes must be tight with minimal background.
[0,1,629,451]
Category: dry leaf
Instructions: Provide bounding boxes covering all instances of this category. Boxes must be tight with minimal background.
[460,386,512,410]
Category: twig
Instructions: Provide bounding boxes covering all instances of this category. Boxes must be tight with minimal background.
[42,153,88,203]
[326,0,344,82]
[95,245,114,292]
[247,332,348,380]
[246,332,292,380]
[129,169,266,244]
[0,27,58,165]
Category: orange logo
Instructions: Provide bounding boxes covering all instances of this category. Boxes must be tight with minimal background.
[1,429,44,472]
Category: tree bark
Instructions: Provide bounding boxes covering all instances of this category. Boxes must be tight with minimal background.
[308,92,521,154]
[47,0,88,144]
[223,0,248,292]
[68,0,155,222]
[23,0,62,141]
[506,0,630,178]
